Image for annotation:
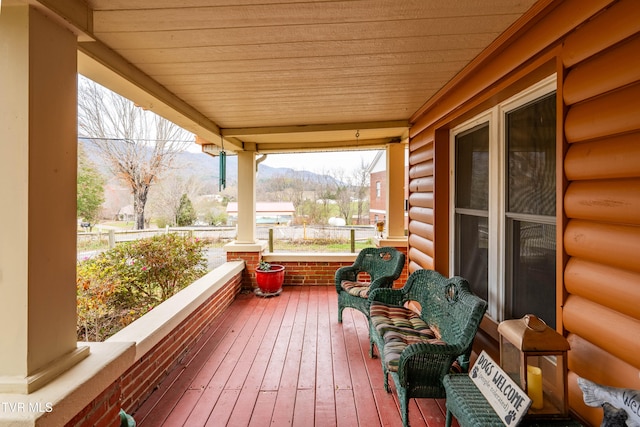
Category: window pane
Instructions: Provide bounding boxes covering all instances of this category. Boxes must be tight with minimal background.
[455,122,489,301]
[456,123,489,210]
[508,220,556,328]
[506,94,556,216]
[456,214,488,302]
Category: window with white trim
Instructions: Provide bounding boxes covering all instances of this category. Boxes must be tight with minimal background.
[451,76,557,327]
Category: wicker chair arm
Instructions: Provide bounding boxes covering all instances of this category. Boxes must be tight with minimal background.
[334,265,360,292]
[396,342,465,386]
[367,276,396,293]
[368,287,407,305]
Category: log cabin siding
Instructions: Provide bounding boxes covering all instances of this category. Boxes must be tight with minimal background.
[562,8,640,420]
[564,132,640,180]
[564,81,640,142]
[408,133,436,274]
[407,1,640,424]
[564,178,640,224]
[565,258,640,320]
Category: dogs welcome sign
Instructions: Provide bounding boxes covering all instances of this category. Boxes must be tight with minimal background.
[470,351,532,426]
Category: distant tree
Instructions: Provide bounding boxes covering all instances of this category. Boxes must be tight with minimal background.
[205,209,228,226]
[77,144,105,225]
[314,172,338,224]
[148,172,203,226]
[352,159,370,225]
[332,168,354,224]
[176,194,197,226]
[324,158,371,225]
[258,172,306,209]
[77,76,191,229]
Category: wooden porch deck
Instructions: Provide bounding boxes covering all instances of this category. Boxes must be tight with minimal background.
[134,285,460,427]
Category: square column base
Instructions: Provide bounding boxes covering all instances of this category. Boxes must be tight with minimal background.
[0,346,90,394]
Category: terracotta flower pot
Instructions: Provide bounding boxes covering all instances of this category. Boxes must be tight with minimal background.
[255,264,285,297]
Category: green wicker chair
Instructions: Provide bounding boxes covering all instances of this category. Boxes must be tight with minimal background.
[335,247,405,323]
[368,269,487,427]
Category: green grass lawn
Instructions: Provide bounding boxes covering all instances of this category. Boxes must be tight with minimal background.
[270,238,373,252]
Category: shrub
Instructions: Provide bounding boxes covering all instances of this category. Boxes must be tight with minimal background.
[176,194,197,226]
[77,233,207,341]
[155,217,170,229]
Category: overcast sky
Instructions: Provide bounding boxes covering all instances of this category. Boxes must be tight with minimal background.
[259,150,380,173]
[187,142,381,173]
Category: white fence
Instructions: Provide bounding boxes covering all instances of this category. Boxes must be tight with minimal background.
[78,225,377,247]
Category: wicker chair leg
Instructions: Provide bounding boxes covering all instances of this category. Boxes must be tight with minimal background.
[445,409,452,427]
[337,305,343,323]
[399,390,409,427]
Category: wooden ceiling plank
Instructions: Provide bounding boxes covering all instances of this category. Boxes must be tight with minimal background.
[139,57,473,78]
[95,14,524,50]
[120,34,496,64]
[125,48,482,73]
[92,1,532,33]
[149,67,460,85]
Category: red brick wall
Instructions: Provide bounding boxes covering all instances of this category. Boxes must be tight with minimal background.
[227,252,363,289]
[65,272,242,427]
[65,380,122,427]
[393,245,409,288]
[370,170,387,225]
[227,251,260,290]
[229,250,409,291]
[278,260,354,286]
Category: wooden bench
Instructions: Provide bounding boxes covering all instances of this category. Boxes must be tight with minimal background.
[368,269,488,427]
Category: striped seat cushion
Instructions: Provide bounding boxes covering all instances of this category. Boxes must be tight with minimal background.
[370,302,432,336]
[340,280,370,298]
[370,302,462,373]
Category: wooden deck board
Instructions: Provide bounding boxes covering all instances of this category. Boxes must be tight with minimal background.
[135,294,257,426]
[135,286,455,427]
[342,310,383,427]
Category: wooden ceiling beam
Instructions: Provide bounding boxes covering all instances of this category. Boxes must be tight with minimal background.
[222,121,408,138]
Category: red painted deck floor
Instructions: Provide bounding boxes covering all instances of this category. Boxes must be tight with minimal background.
[134,286,460,427]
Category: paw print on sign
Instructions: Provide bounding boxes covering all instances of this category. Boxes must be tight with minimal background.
[505,410,517,425]
[471,366,479,378]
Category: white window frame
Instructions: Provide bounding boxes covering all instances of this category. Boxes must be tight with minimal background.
[449,74,556,322]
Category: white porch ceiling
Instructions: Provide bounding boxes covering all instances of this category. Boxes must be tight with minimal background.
[34,0,539,153]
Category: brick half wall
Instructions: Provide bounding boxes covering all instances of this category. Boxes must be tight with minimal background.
[65,269,242,427]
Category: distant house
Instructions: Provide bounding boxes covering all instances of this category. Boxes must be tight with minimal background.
[226,202,295,226]
[117,204,135,222]
[367,150,409,229]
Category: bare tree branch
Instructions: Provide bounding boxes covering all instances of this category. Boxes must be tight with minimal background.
[78,76,192,229]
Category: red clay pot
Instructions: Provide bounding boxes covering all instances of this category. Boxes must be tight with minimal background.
[255,264,285,296]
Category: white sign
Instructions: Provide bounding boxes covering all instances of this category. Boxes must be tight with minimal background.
[470,351,532,426]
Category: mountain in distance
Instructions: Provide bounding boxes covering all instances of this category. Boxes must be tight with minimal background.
[81,139,336,190]
[175,150,340,188]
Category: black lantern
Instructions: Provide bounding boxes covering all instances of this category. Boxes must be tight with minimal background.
[497,314,570,419]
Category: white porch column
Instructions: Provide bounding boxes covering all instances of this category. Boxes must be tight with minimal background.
[0,5,88,394]
[235,150,257,244]
[385,142,407,240]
